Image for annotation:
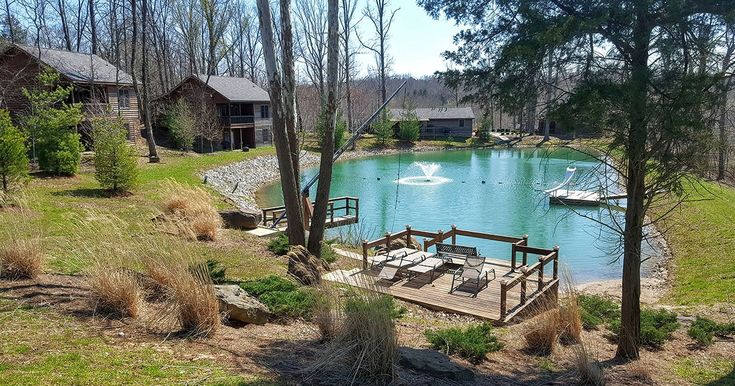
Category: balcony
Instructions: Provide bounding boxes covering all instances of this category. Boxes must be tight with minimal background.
[220,115,255,126]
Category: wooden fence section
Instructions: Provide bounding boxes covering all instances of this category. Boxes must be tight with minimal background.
[359,225,559,323]
[261,196,359,229]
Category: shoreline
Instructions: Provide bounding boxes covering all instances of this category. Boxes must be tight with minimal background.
[202,144,673,299]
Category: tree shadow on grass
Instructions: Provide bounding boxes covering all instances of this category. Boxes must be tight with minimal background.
[51,188,131,199]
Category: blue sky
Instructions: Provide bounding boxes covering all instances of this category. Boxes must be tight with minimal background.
[353,1,461,78]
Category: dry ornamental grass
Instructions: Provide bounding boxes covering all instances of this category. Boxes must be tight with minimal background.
[0,238,43,279]
[87,266,141,318]
[159,180,222,241]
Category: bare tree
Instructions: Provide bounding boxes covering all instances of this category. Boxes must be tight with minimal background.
[340,0,358,129]
[257,0,305,246]
[294,0,327,96]
[358,0,397,104]
[307,0,339,255]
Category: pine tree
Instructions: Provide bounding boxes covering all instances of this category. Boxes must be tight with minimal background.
[92,117,139,193]
[0,110,28,193]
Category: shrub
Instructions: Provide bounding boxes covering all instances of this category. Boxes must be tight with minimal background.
[37,132,83,175]
[0,110,28,193]
[609,308,678,348]
[240,275,298,296]
[21,69,83,175]
[524,308,559,356]
[165,99,197,151]
[425,322,503,363]
[259,288,317,319]
[334,118,347,149]
[87,266,141,318]
[316,109,348,150]
[0,238,43,279]
[320,242,338,264]
[372,111,394,145]
[397,104,420,143]
[267,234,290,255]
[159,180,222,241]
[687,317,735,346]
[168,263,220,337]
[92,117,139,193]
[578,294,619,330]
[240,275,315,319]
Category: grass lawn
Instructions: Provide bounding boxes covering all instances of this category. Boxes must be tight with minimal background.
[0,147,281,277]
[658,181,735,305]
[0,299,273,386]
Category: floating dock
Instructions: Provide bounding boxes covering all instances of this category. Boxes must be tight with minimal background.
[548,189,601,206]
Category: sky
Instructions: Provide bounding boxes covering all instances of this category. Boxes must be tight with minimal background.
[352,1,462,78]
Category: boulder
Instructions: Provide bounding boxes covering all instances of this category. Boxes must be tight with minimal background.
[376,236,422,254]
[214,284,270,325]
[286,245,327,286]
[398,347,475,382]
[219,210,262,230]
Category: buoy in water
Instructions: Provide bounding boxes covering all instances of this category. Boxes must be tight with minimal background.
[481,180,486,184]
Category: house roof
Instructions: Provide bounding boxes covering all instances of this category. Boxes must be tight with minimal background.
[191,74,270,102]
[389,107,475,121]
[10,44,134,85]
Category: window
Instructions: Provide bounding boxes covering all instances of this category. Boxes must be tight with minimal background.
[118,89,130,109]
[260,105,270,119]
[459,119,465,127]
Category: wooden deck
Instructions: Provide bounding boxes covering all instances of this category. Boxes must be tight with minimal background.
[261,196,359,229]
[325,257,556,323]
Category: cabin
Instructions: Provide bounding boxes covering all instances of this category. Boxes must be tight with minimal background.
[389,107,475,140]
[158,74,272,151]
[0,43,142,144]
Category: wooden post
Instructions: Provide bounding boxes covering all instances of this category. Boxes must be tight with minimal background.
[385,232,392,251]
[405,225,412,247]
[422,238,428,252]
[538,255,545,291]
[552,246,560,280]
[437,229,444,246]
[355,197,359,220]
[520,277,527,305]
[451,224,457,244]
[522,234,529,266]
[328,201,334,224]
[362,240,369,270]
[511,243,517,271]
[500,280,508,319]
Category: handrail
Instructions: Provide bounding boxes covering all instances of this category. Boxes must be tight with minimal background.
[500,246,559,319]
[262,196,358,227]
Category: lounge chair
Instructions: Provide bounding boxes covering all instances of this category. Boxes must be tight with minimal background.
[407,256,445,282]
[377,249,431,280]
[406,243,477,283]
[449,255,496,296]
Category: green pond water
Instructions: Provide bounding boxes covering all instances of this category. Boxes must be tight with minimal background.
[257,148,659,283]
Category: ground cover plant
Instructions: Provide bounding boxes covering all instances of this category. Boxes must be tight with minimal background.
[578,294,620,330]
[425,322,503,363]
[609,308,679,349]
[240,275,316,319]
[687,317,735,346]
[267,234,290,255]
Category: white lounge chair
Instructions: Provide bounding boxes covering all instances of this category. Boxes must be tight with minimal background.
[449,255,495,296]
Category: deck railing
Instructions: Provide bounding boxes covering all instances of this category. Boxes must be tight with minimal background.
[261,196,359,228]
[220,115,255,125]
[499,245,559,321]
[361,225,559,322]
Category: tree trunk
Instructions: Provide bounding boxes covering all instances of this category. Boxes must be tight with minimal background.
[543,51,553,141]
[140,0,159,162]
[280,0,300,183]
[308,0,339,256]
[89,0,97,54]
[257,0,306,246]
[717,30,733,181]
[616,11,650,360]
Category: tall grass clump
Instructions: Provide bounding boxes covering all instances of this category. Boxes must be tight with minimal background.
[425,322,503,363]
[313,283,344,341]
[0,238,43,279]
[309,280,398,384]
[159,180,222,241]
[168,262,220,337]
[558,271,583,344]
[524,308,560,356]
[571,343,605,386]
[87,265,141,318]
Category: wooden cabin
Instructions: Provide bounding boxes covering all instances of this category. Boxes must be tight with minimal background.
[390,107,475,140]
[0,43,142,144]
[158,74,272,151]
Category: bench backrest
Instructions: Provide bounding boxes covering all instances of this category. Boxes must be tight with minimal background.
[435,243,478,260]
